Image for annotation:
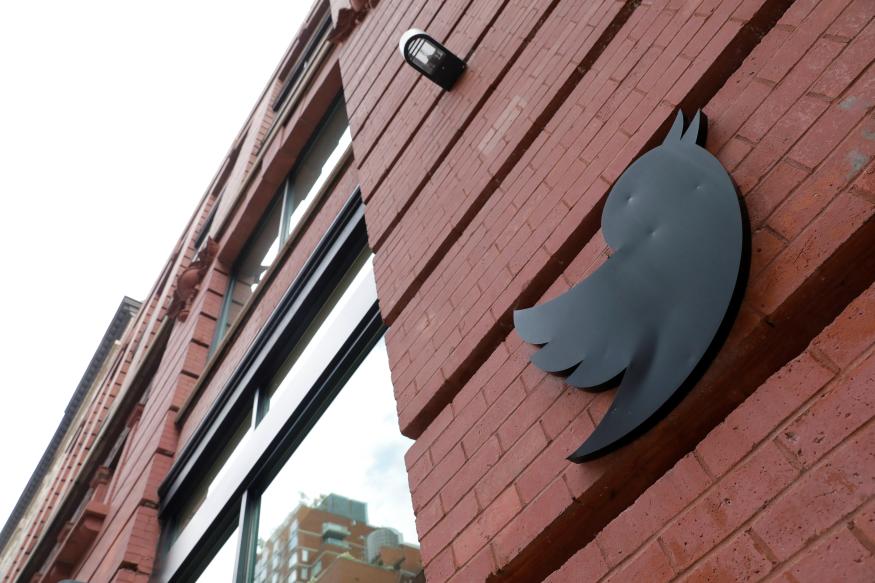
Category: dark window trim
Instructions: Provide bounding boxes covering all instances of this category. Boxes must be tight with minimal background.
[273,12,333,113]
[210,93,349,352]
[158,187,368,512]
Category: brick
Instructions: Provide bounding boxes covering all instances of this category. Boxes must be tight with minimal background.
[421,491,478,567]
[811,283,875,369]
[543,542,608,583]
[416,495,445,540]
[745,162,810,228]
[750,227,786,278]
[750,191,874,315]
[778,528,875,583]
[440,437,501,512]
[788,70,875,170]
[850,497,875,548]
[492,476,573,566]
[754,421,875,560]
[516,411,594,504]
[424,545,457,582]
[678,531,774,582]
[696,350,835,477]
[659,443,799,570]
[811,19,875,99]
[413,443,466,511]
[430,392,488,464]
[447,545,497,583]
[597,453,711,567]
[828,0,875,40]
[602,540,675,583]
[778,350,875,467]
[452,487,521,567]
[475,423,548,507]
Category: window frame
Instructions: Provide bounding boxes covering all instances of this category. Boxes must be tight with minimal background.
[157,189,385,583]
[211,95,353,351]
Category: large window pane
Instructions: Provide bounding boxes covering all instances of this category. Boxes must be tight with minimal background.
[253,339,422,583]
[263,249,370,413]
[281,104,351,238]
[194,526,239,583]
[174,408,252,537]
[214,100,351,349]
[217,200,282,342]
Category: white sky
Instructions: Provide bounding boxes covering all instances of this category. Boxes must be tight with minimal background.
[0,0,315,532]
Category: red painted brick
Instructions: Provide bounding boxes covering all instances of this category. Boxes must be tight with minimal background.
[850,497,875,548]
[452,486,521,567]
[778,350,875,467]
[678,531,774,582]
[492,476,573,567]
[778,527,875,583]
[475,423,548,508]
[754,420,875,560]
[440,436,501,513]
[597,453,711,567]
[750,191,874,315]
[421,491,478,567]
[602,540,675,583]
[543,542,608,583]
[447,545,497,583]
[659,443,799,570]
[811,283,875,369]
[696,350,835,477]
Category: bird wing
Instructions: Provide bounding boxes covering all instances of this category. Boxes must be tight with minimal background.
[513,260,637,389]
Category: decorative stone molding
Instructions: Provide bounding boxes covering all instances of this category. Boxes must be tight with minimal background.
[328,0,380,43]
[167,238,219,322]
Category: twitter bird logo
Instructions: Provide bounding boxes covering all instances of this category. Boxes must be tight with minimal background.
[513,110,743,462]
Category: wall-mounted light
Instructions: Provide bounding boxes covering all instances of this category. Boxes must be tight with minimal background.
[398,29,466,91]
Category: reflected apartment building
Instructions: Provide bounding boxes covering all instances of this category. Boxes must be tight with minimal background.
[253,494,422,583]
[1,0,874,582]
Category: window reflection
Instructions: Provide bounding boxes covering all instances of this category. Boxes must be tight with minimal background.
[253,339,422,583]
[263,249,371,413]
[215,100,352,347]
[194,526,239,583]
[174,408,252,537]
[220,200,283,342]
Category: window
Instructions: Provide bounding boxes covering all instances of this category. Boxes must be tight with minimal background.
[193,527,239,583]
[213,99,352,348]
[157,193,422,583]
[272,13,332,113]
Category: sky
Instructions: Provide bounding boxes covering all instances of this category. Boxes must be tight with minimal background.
[0,0,315,532]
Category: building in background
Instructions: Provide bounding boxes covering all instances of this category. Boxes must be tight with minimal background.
[1,0,874,582]
[253,493,421,583]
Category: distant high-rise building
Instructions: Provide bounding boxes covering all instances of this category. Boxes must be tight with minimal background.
[254,494,421,583]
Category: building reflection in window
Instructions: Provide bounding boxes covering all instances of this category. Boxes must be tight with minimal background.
[252,339,422,583]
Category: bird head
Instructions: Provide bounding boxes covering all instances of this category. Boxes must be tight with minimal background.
[601,111,734,253]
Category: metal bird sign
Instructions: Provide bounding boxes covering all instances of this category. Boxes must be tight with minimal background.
[513,110,743,462]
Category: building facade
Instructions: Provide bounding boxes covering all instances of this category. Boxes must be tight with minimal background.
[1,0,874,581]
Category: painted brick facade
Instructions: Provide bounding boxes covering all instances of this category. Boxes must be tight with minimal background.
[1,0,873,581]
[337,0,875,580]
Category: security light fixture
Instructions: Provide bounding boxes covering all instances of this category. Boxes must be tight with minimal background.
[399,29,466,90]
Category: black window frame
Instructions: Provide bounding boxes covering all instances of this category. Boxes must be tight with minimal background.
[211,94,353,351]
[156,189,386,583]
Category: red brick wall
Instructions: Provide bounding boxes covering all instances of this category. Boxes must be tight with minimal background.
[545,282,875,582]
[338,0,875,580]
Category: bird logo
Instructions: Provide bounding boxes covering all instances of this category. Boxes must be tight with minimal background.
[513,110,744,462]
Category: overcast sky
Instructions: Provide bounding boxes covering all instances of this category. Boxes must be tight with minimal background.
[0,0,314,531]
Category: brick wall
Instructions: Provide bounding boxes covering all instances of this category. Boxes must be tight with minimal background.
[339,0,875,580]
[545,282,875,582]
